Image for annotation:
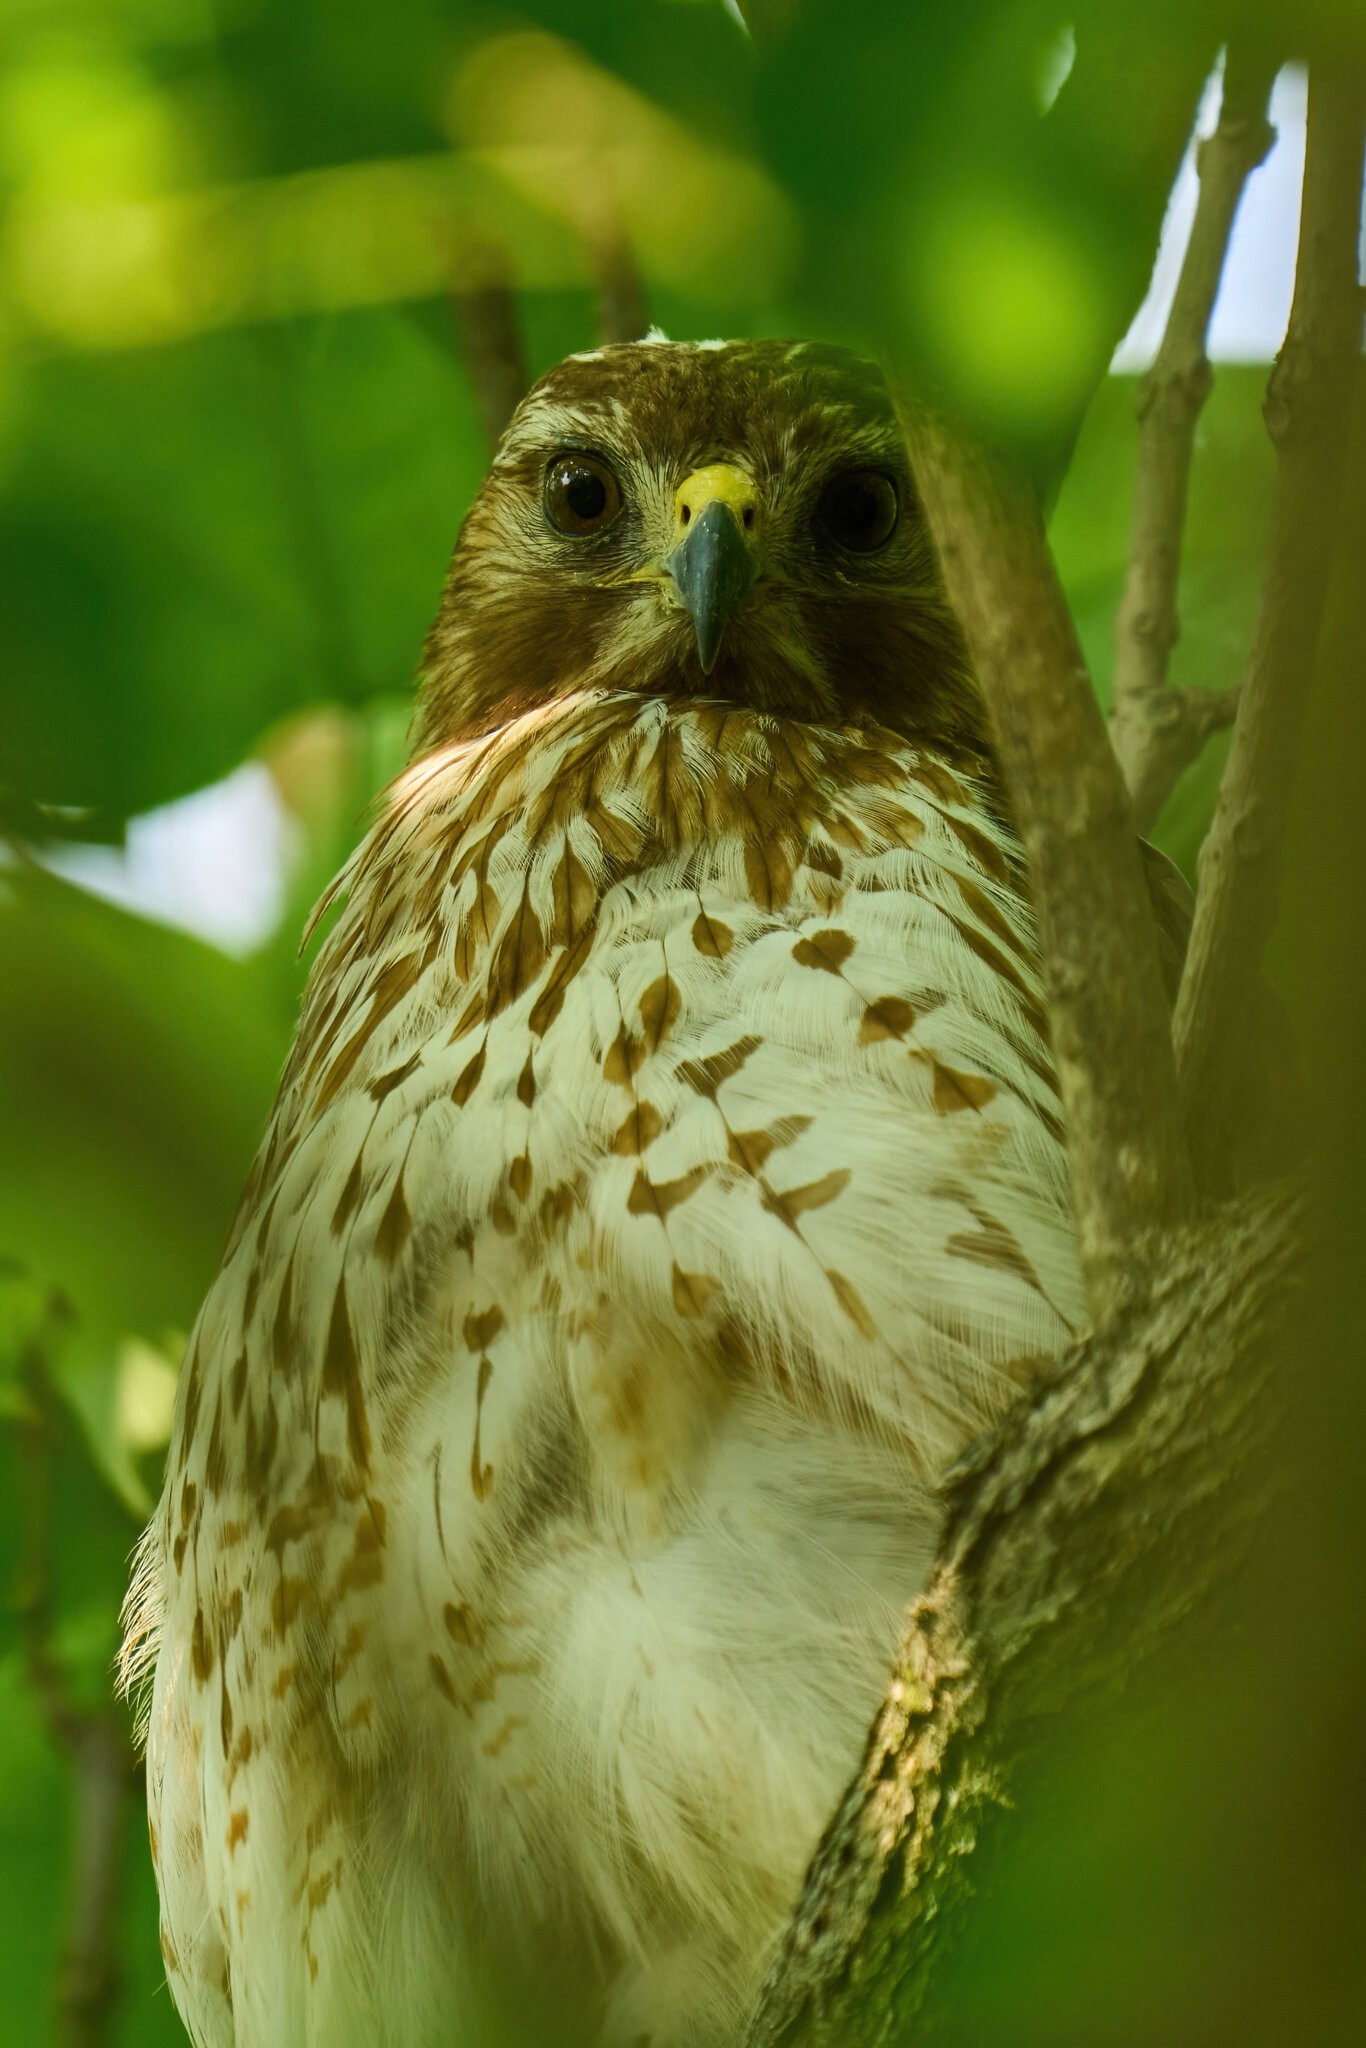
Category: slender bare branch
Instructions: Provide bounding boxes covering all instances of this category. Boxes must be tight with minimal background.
[898,408,1193,1321]
[58,1722,137,2048]
[1114,680,1241,833]
[1110,54,1275,832]
[450,218,646,449]
[592,229,650,346]
[451,243,529,453]
[747,1177,1308,2047]
[1174,68,1366,1184]
[16,1326,136,2048]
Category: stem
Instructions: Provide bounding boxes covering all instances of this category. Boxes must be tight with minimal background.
[1174,67,1366,1184]
[1110,53,1276,833]
[451,245,529,452]
[58,1724,135,2048]
[17,1333,136,2048]
[592,230,650,346]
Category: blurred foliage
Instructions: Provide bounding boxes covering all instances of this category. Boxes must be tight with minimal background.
[0,318,485,818]
[0,868,282,1504]
[0,1,1357,2045]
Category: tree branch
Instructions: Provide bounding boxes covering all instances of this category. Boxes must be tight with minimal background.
[746,1177,1308,2047]
[451,222,647,454]
[1174,67,1366,1186]
[16,1328,136,2048]
[451,244,529,453]
[898,408,1193,1321]
[1112,679,1241,835]
[1109,53,1275,834]
[591,228,650,346]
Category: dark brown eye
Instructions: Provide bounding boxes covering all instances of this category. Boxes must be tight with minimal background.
[818,469,899,553]
[544,452,622,536]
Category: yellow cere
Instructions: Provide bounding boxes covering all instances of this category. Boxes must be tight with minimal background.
[672,464,760,542]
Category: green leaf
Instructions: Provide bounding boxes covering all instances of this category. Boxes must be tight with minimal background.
[1,308,484,824]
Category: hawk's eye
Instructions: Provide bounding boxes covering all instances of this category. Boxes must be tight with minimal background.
[544,453,622,536]
[818,469,899,553]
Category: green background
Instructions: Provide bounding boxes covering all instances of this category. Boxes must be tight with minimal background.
[2,2,1361,2044]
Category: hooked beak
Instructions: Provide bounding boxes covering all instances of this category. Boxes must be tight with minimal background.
[662,464,760,673]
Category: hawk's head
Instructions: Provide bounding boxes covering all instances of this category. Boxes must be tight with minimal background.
[419,338,981,750]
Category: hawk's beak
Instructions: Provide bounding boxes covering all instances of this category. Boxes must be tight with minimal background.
[663,464,760,673]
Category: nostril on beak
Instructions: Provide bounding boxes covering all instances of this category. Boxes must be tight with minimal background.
[680,494,753,534]
[671,466,759,548]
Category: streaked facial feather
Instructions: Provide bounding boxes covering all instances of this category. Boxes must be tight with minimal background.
[419,338,980,751]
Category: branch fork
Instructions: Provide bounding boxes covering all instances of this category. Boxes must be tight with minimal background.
[1109,56,1276,835]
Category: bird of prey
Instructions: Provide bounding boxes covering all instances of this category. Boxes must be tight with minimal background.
[124,337,1087,2047]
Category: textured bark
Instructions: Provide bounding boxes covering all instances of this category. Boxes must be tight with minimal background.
[1109,54,1274,833]
[746,1178,1307,2047]
[897,410,1193,1321]
[1174,69,1366,1186]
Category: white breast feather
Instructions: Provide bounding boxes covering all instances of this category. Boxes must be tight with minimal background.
[130,692,1083,2048]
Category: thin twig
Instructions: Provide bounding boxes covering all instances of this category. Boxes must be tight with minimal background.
[16,1321,136,2048]
[592,228,650,346]
[899,407,1194,1322]
[451,242,529,452]
[1110,53,1276,832]
[1174,67,1366,1185]
[58,1721,137,2048]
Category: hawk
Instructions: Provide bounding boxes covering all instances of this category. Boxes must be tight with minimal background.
[124,338,1087,2047]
